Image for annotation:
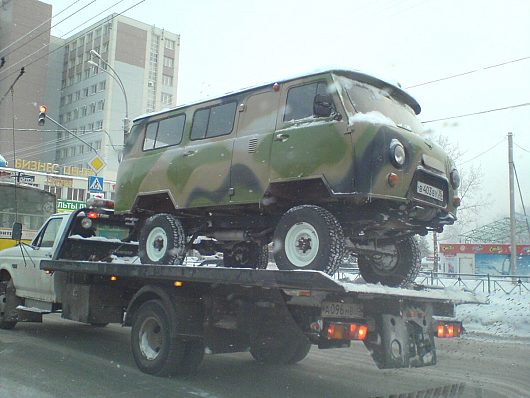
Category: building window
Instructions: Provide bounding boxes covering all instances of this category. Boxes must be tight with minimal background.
[68,76,74,86]
[165,39,175,50]
[67,188,86,201]
[89,103,96,114]
[161,93,172,105]
[91,84,97,94]
[66,94,72,104]
[163,56,174,68]
[73,109,79,119]
[79,145,84,154]
[162,75,173,86]
[61,79,66,89]
[76,72,82,82]
[97,100,105,111]
[84,69,90,79]
[95,140,102,150]
[83,87,89,97]
[60,96,66,106]
[98,80,106,91]
[75,91,81,101]
[71,146,76,156]
[87,122,94,131]
[81,106,87,117]
[66,112,72,122]
[96,120,103,130]
[59,114,64,124]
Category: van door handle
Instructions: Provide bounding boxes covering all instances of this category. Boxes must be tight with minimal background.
[274,133,289,142]
[183,150,197,157]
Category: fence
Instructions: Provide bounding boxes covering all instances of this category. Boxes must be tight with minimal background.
[337,266,530,295]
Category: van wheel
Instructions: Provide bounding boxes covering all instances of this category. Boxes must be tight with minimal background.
[0,280,19,330]
[131,300,204,376]
[139,214,186,265]
[358,236,421,287]
[273,205,344,275]
[223,242,268,269]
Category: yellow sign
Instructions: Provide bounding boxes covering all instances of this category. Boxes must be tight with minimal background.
[47,176,73,187]
[88,155,106,174]
[15,159,95,177]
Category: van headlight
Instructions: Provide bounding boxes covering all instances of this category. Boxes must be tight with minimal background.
[389,139,406,168]
[450,168,460,189]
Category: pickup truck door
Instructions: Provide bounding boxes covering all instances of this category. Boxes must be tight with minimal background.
[14,216,64,301]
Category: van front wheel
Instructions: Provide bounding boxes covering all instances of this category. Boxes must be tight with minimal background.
[273,205,344,276]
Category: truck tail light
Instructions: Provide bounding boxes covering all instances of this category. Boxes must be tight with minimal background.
[325,322,368,341]
[436,321,462,338]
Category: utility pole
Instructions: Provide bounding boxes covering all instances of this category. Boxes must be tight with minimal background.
[508,132,517,275]
[433,232,439,273]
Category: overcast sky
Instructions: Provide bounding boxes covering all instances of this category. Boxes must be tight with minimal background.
[43,0,530,228]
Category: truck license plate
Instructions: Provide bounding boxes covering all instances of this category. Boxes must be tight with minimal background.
[417,181,443,202]
[321,302,363,318]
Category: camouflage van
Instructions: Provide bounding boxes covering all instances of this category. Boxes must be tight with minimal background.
[115,69,460,286]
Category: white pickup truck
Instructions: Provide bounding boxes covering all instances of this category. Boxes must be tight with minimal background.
[0,204,482,376]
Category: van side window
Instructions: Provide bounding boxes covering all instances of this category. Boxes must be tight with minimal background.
[190,101,237,140]
[284,81,330,121]
[142,114,185,151]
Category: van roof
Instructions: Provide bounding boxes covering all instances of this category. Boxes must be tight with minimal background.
[134,68,421,122]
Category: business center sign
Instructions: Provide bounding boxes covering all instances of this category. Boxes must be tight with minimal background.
[14,159,95,177]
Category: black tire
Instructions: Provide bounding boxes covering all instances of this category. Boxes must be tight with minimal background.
[130,300,204,376]
[250,331,311,365]
[358,236,421,287]
[223,242,268,269]
[273,205,344,275]
[139,214,186,265]
[0,280,19,330]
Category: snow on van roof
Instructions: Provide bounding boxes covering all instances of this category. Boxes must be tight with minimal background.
[133,67,421,122]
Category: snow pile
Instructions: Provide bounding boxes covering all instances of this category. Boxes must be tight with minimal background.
[457,292,530,338]
[348,111,397,127]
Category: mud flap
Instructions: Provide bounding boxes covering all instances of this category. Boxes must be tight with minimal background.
[363,303,436,369]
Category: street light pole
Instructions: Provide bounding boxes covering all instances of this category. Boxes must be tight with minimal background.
[89,50,130,141]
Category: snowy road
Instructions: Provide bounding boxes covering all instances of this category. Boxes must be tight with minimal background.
[1,314,528,398]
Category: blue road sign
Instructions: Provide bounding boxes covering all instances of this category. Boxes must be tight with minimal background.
[88,176,104,193]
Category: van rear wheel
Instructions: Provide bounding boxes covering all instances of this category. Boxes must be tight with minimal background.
[273,205,344,275]
[139,214,186,265]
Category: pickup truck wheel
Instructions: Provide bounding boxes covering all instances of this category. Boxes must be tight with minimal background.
[131,300,185,376]
[223,242,268,269]
[0,280,19,330]
[139,214,186,265]
[273,205,344,275]
[358,237,421,287]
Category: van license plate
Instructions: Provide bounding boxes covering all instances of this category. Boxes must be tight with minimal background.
[321,302,363,318]
[417,181,443,202]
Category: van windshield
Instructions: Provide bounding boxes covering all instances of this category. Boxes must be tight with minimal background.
[337,76,424,133]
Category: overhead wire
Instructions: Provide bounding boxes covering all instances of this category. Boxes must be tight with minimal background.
[0,0,87,60]
[514,142,530,154]
[0,0,145,85]
[458,138,505,165]
[422,102,530,124]
[513,164,530,239]
[406,56,530,89]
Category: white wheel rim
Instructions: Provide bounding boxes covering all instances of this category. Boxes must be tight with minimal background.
[139,316,163,360]
[146,227,168,262]
[284,222,320,267]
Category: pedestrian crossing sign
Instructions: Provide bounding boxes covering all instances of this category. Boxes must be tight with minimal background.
[88,176,104,193]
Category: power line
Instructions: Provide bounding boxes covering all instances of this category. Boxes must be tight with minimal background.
[459,138,505,165]
[0,68,25,107]
[0,0,144,85]
[422,102,530,124]
[406,56,530,89]
[0,0,87,60]
[514,142,530,154]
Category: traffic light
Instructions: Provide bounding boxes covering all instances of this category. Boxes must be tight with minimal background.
[38,105,47,126]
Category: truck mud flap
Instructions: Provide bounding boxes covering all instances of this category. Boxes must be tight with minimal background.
[363,302,436,369]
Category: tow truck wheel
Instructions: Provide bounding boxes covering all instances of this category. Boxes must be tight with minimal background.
[358,236,421,287]
[223,242,269,269]
[273,205,344,275]
[0,280,19,330]
[131,300,204,376]
[139,214,186,265]
[250,331,311,365]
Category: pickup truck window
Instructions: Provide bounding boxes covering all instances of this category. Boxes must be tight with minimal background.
[34,218,62,248]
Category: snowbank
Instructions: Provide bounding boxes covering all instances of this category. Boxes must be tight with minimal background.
[457,292,530,338]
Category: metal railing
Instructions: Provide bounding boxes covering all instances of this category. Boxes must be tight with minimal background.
[337,266,530,295]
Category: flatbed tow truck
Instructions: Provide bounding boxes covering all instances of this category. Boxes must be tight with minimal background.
[0,204,484,376]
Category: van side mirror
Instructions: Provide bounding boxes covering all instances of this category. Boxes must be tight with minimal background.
[313,94,334,118]
[12,222,22,241]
